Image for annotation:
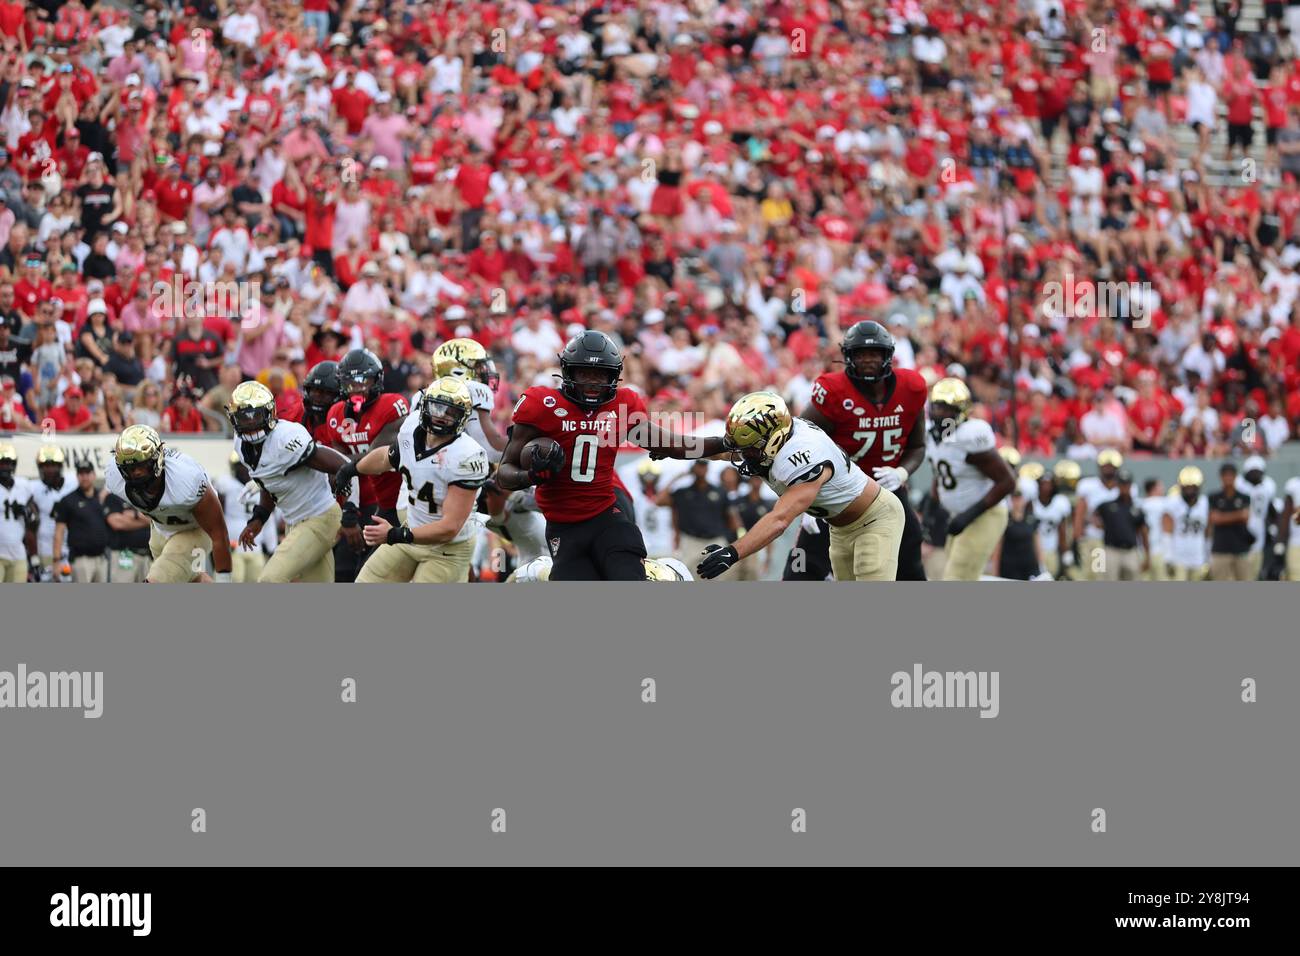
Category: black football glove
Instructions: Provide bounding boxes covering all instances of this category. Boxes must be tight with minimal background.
[946,505,982,538]
[697,543,740,580]
[332,461,359,498]
[529,443,566,483]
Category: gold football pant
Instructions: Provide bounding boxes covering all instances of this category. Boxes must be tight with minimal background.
[0,557,28,582]
[828,489,905,581]
[258,504,341,583]
[943,505,1009,581]
[148,527,210,583]
[357,535,475,583]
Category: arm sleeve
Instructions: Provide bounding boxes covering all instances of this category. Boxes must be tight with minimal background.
[387,443,402,470]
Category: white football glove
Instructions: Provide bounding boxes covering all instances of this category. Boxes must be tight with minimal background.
[872,466,908,492]
[800,514,822,535]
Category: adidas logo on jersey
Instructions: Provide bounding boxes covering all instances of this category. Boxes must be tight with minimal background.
[894,405,904,413]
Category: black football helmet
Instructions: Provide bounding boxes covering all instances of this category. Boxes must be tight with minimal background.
[559,330,623,409]
[338,348,384,409]
[302,360,342,417]
[841,320,895,384]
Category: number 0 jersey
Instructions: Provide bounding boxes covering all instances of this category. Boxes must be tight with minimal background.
[105,447,210,537]
[766,418,868,519]
[926,418,997,514]
[390,414,489,542]
[235,420,336,526]
[808,368,928,472]
[511,385,649,524]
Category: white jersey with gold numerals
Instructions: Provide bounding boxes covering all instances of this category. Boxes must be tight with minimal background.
[31,474,75,556]
[926,418,997,514]
[392,415,489,542]
[1029,493,1072,556]
[1165,494,1210,569]
[766,418,868,519]
[0,477,34,561]
[235,420,335,526]
[105,447,209,537]
[411,380,500,464]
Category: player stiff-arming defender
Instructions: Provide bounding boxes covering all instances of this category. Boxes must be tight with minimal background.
[335,377,490,583]
[106,425,234,582]
[926,378,1016,580]
[498,331,686,580]
[686,391,905,580]
[793,320,928,580]
[326,349,411,581]
[512,555,694,582]
[427,338,506,461]
[228,381,351,583]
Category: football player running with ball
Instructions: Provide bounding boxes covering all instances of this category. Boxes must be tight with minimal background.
[925,378,1016,580]
[793,320,929,580]
[335,377,490,583]
[497,331,688,581]
[105,425,234,582]
[228,381,353,583]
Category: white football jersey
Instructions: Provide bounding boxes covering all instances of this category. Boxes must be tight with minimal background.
[393,415,489,542]
[1165,494,1210,569]
[1076,475,1120,533]
[1286,477,1300,527]
[926,418,997,513]
[485,488,548,565]
[31,474,75,557]
[1141,495,1170,559]
[1029,493,1072,555]
[1239,474,1276,555]
[214,473,279,552]
[105,447,210,537]
[0,477,34,561]
[766,418,868,518]
[412,381,501,463]
[235,420,335,526]
[623,478,674,555]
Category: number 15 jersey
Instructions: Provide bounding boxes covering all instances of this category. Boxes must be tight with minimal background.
[511,385,648,524]
[809,368,928,473]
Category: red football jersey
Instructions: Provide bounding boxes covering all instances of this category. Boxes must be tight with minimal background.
[809,368,928,472]
[326,393,411,508]
[512,385,648,523]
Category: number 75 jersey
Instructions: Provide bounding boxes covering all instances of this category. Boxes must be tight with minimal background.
[809,368,928,473]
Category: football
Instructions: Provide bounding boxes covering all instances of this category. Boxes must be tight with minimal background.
[521,437,565,472]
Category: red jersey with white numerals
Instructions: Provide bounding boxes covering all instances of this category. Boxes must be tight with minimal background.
[325,393,410,507]
[512,385,648,523]
[809,368,928,472]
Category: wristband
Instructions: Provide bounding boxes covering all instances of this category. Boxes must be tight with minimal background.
[386,525,415,546]
[250,505,272,525]
[340,502,360,528]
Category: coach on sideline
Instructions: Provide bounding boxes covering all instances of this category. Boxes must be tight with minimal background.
[51,462,111,582]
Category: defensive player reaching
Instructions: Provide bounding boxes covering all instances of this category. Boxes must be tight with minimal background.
[925,378,1015,580]
[333,376,490,583]
[228,381,350,583]
[793,320,928,580]
[497,331,672,580]
[325,349,411,581]
[682,391,906,580]
[105,424,234,582]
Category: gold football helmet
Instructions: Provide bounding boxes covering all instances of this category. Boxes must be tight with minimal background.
[724,391,794,476]
[1052,459,1081,491]
[36,445,65,466]
[0,442,16,475]
[1097,449,1124,469]
[226,380,278,444]
[929,377,972,423]
[433,338,499,391]
[637,458,663,481]
[1178,465,1204,489]
[1019,461,1045,483]
[420,376,475,436]
[999,446,1022,469]
[643,557,691,581]
[115,424,165,485]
